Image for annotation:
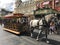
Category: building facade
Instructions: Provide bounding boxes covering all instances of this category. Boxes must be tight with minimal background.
[14,0,37,15]
[14,0,60,14]
[0,9,12,17]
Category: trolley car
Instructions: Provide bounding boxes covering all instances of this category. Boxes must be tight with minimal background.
[3,13,28,34]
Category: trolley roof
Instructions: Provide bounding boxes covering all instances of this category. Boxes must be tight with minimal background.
[3,13,24,18]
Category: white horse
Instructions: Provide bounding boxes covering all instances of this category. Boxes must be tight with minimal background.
[29,14,57,42]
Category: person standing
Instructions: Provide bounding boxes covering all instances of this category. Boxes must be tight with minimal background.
[49,21,56,34]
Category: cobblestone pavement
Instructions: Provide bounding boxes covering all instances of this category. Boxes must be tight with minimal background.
[0,25,60,45]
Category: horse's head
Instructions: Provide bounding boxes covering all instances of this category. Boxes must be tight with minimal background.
[45,14,57,22]
[44,14,58,27]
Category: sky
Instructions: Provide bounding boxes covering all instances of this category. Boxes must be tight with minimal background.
[0,0,28,11]
[22,0,28,2]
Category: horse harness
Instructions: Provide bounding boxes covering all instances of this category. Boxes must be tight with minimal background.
[37,17,49,27]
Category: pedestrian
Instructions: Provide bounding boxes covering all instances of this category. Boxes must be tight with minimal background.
[49,21,56,34]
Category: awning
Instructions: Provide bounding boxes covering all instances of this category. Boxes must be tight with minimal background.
[43,1,50,5]
[55,0,59,3]
[42,0,59,5]
[34,8,58,15]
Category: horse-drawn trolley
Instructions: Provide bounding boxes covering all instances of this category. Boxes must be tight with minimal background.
[3,13,28,34]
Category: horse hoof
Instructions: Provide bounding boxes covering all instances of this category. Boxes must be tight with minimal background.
[36,39,39,41]
[46,41,49,43]
[30,35,33,38]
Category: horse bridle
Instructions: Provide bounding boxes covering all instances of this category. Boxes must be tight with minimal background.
[37,17,48,27]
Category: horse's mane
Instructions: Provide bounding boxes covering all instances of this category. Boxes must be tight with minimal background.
[45,14,54,22]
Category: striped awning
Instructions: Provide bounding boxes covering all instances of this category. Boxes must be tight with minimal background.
[43,1,50,5]
[42,0,59,5]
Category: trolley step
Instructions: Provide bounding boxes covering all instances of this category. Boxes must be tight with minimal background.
[3,28,20,34]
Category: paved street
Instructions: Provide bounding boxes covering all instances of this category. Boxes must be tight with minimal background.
[0,24,60,45]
